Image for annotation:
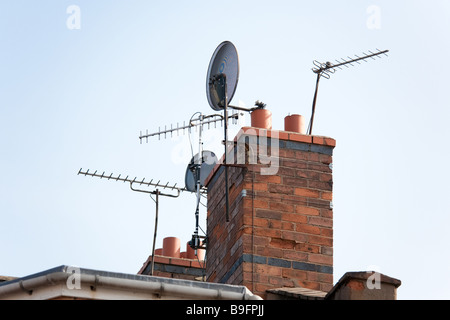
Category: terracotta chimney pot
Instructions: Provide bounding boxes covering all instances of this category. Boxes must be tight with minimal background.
[186,241,206,261]
[284,114,306,134]
[162,237,181,258]
[186,242,196,259]
[251,109,272,129]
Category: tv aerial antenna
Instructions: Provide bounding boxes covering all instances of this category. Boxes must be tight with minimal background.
[139,111,241,216]
[77,168,186,276]
[139,42,260,239]
[307,48,389,135]
[77,41,263,273]
[138,110,240,255]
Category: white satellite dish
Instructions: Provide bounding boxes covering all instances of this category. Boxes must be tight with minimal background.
[206,41,239,111]
[185,151,218,192]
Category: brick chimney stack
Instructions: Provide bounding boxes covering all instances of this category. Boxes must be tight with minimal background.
[204,124,336,299]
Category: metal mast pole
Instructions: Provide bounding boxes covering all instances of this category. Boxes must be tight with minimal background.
[223,82,230,223]
[150,190,159,276]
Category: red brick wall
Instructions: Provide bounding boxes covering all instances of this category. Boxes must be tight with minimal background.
[205,128,335,299]
[138,255,205,281]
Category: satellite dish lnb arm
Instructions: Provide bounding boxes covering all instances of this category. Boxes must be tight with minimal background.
[227,100,266,112]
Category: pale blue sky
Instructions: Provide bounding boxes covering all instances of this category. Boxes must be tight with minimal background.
[1,1,450,299]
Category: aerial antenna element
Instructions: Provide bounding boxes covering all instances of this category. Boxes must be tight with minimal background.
[308,49,389,135]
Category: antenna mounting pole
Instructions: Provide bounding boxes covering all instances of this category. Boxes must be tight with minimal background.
[209,73,230,222]
[308,72,321,135]
[151,189,159,276]
[224,84,230,223]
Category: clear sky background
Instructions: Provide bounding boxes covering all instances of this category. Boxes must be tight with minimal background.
[1,1,449,300]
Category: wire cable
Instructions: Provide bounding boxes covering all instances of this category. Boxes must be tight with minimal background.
[188,112,202,159]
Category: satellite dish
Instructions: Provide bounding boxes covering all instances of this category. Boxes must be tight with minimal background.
[206,41,239,111]
[185,151,218,192]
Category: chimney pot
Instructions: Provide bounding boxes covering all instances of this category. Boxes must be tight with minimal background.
[186,241,205,261]
[162,237,181,258]
[251,109,272,129]
[186,241,196,259]
[284,114,306,134]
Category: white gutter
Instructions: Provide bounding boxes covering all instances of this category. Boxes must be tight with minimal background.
[0,267,262,300]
